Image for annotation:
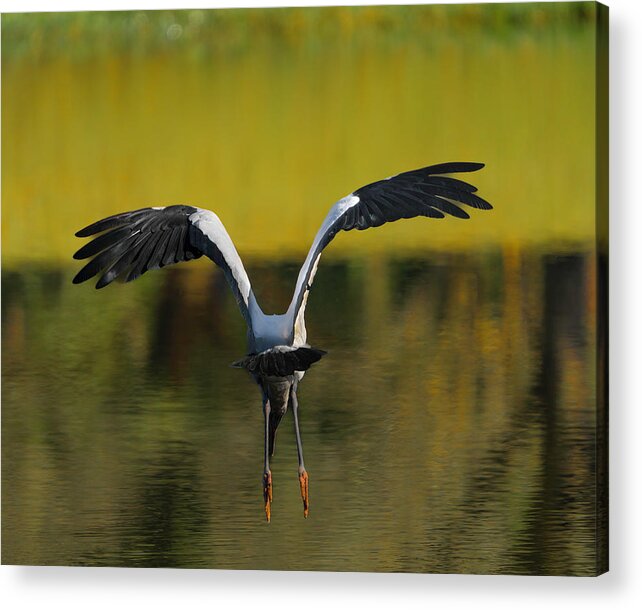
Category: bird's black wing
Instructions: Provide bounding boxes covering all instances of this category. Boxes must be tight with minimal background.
[288,162,491,337]
[73,205,254,325]
[344,161,490,229]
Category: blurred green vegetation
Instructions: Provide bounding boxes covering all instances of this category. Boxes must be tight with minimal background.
[2,3,598,266]
[3,4,596,62]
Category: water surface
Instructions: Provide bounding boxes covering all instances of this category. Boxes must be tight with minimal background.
[2,250,599,574]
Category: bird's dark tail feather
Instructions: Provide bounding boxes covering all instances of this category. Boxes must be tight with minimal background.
[231,346,327,377]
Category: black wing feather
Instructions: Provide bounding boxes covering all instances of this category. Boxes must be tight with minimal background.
[420,194,471,219]
[351,161,491,228]
[126,232,160,283]
[423,175,479,193]
[162,226,183,266]
[147,229,172,271]
[73,233,147,285]
[407,161,484,175]
[73,205,203,288]
[74,210,150,237]
[72,226,133,260]
[95,247,140,289]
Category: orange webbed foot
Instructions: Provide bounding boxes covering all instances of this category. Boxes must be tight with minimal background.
[263,471,273,522]
[298,470,309,518]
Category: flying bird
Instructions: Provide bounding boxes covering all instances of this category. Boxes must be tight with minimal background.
[73,161,491,522]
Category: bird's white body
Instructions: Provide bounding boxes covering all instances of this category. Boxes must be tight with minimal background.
[248,307,297,353]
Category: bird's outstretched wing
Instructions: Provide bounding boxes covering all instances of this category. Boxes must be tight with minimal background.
[287,162,491,340]
[73,205,254,325]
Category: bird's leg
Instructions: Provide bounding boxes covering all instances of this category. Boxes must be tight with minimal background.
[290,383,309,518]
[263,395,273,522]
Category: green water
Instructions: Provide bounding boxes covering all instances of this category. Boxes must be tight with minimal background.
[2,5,603,574]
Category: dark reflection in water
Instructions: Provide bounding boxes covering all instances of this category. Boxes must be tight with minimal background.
[2,247,599,574]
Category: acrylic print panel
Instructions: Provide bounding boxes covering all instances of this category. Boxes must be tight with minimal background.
[1,2,608,575]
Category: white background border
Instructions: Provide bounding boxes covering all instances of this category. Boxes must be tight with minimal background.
[1,0,639,608]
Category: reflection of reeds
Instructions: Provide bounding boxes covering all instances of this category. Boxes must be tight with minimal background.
[2,247,601,573]
[2,4,596,62]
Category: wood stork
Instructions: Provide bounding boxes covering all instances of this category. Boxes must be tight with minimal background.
[73,161,491,522]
